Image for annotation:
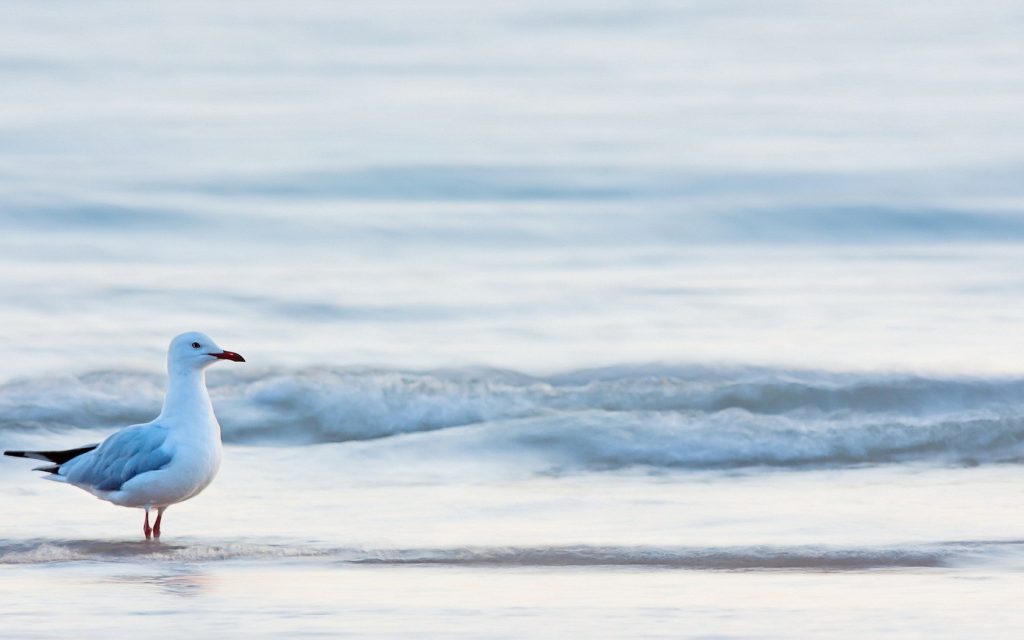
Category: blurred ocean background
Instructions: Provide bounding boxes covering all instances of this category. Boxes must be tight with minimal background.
[2,1,1024,638]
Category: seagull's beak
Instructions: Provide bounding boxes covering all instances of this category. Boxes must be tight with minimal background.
[210,350,245,362]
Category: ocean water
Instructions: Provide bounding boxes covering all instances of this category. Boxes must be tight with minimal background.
[2,1,1024,638]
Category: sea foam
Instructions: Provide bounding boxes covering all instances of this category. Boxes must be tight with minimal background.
[3,537,1022,570]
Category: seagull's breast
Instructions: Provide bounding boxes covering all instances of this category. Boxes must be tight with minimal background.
[170,428,223,496]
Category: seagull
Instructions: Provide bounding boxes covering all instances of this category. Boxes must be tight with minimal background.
[4,331,244,539]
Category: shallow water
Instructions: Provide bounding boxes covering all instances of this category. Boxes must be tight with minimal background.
[3,459,1024,638]
[6,561,1021,639]
[3,0,1024,638]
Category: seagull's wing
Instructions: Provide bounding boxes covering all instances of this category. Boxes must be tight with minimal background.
[61,424,172,492]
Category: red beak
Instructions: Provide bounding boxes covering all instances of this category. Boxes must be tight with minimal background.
[210,350,245,362]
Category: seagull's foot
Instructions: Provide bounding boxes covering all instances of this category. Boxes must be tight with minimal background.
[143,509,152,540]
[153,508,163,539]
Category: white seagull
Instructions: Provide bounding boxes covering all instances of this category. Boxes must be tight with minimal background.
[4,331,244,539]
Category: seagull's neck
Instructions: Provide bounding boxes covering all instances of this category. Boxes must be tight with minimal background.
[157,366,218,429]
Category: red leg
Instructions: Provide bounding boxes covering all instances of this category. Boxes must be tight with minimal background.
[153,508,164,539]
[143,509,152,540]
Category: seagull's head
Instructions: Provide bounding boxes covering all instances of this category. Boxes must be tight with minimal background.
[167,331,245,374]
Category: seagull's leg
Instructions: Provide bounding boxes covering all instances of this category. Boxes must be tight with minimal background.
[153,507,165,539]
[143,508,152,540]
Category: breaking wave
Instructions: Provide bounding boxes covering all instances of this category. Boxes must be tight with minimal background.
[2,365,1024,471]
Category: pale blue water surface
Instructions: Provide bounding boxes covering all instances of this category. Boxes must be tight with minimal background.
[2,1,1024,638]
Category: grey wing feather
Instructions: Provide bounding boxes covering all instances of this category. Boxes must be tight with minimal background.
[62,424,172,491]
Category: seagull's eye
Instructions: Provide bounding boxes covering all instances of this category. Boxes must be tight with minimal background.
[191,342,201,349]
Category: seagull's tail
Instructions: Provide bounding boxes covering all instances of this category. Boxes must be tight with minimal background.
[4,445,99,473]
